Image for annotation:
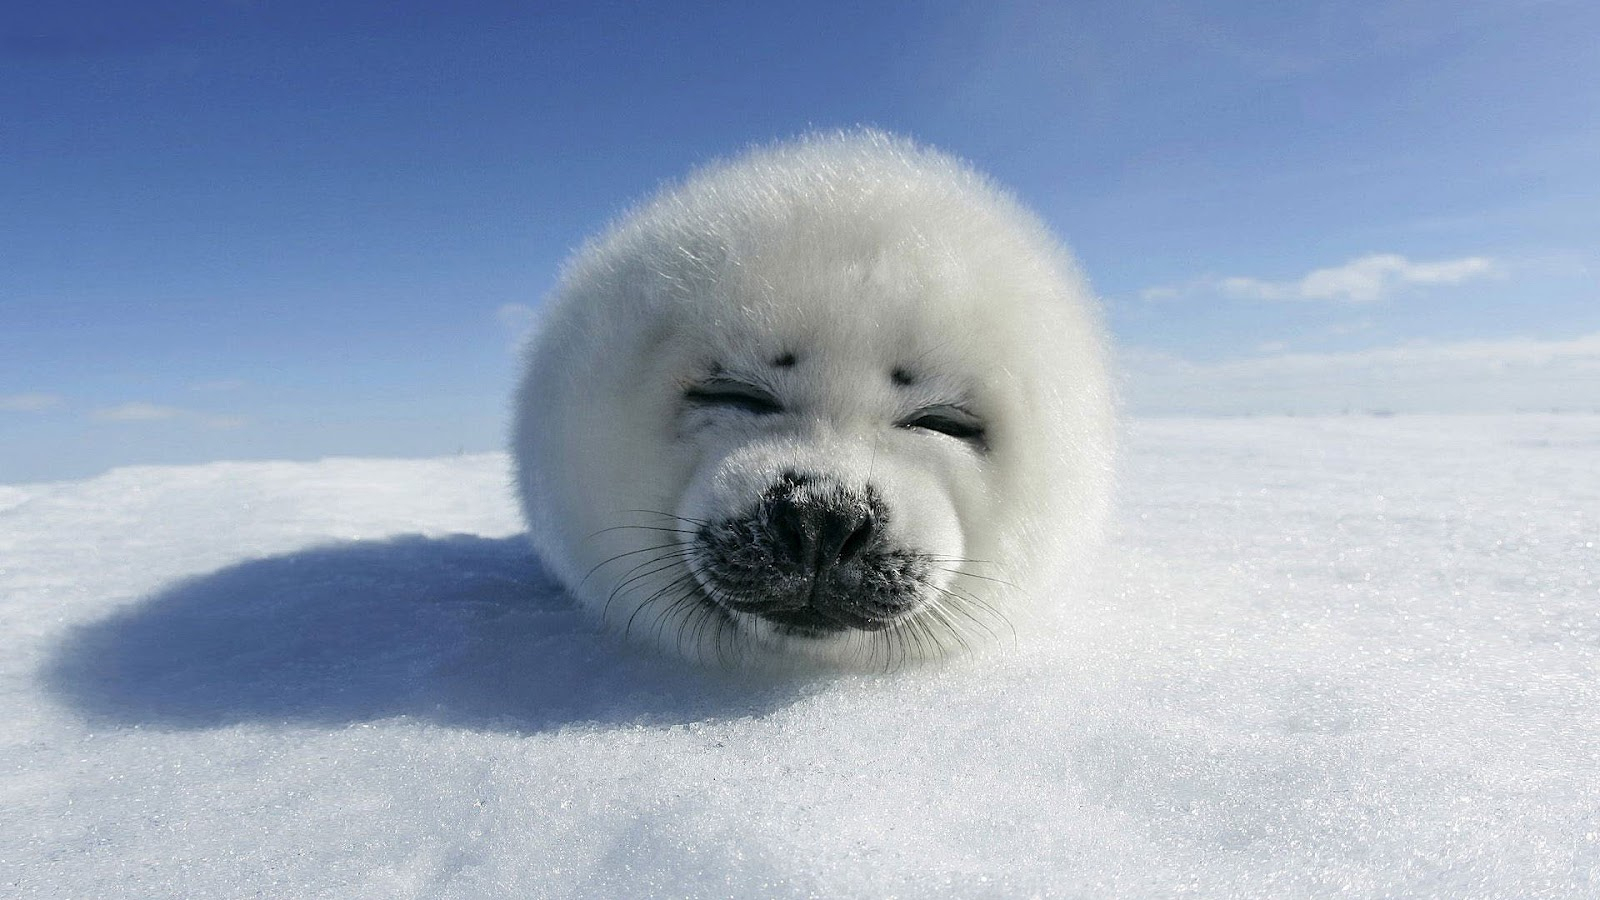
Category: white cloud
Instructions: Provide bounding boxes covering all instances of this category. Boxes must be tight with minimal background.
[90,403,249,429]
[1146,253,1497,304]
[92,403,185,422]
[0,393,62,412]
[1120,332,1600,415]
[1325,318,1375,337]
[1137,285,1182,301]
[189,379,246,393]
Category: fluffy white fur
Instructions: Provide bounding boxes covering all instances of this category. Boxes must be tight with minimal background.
[512,130,1114,668]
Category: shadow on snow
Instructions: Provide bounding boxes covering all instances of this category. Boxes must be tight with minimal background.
[43,534,812,733]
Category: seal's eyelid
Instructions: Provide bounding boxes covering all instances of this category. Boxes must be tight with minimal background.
[684,378,784,415]
[898,403,988,448]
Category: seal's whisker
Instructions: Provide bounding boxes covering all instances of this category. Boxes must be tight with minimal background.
[581,542,692,588]
[926,555,999,568]
[586,524,699,539]
[670,589,712,653]
[933,566,1017,589]
[873,622,897,673]
[646,576,702,646]
[688,577,747,669]
[895,613,921,667]
[626,571,699,642]
[932,579,1016,644]
[927,585,1001,642]
[615,508,712,527]
[920,597,974,658]
[920,619,942,665]
[603,550,698,621]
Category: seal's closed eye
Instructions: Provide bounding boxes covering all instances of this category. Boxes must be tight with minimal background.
[684,378,784,415]
[899,404,988,450]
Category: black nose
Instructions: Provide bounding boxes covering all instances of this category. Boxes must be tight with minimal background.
[768,493,878,575]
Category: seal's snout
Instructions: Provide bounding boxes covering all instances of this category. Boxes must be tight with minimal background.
[695,472,928,636]
[768,486,879,576]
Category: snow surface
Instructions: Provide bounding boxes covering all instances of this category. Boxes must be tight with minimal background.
[4,416,1597,898]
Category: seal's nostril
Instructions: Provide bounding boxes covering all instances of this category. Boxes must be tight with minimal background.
[769,497,811,564]
[836,515,876,564]
[811,505,875,573]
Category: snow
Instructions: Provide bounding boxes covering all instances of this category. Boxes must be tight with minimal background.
[4,416,1597,898]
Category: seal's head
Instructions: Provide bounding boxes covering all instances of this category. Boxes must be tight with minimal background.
[512,130,1114,667]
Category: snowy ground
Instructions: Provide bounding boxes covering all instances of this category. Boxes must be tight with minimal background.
[3,416,1597,898]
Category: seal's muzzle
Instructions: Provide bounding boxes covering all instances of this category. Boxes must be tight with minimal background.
[695,472,929,635]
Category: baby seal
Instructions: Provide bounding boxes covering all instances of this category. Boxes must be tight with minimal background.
[512,130,1114,668]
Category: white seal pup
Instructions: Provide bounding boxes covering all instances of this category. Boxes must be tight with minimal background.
[512,130,1114,668]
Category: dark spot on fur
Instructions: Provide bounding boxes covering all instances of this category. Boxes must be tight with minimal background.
[891,367,915,386]
[772,352,797,368]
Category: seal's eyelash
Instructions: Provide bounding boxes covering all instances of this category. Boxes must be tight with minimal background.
[899,404,988,450]
[684,378,784,415]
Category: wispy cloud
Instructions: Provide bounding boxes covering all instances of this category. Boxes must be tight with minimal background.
[1143,253,1497,304]
[91,403,249,429]
[0,393,62,412]
[92,402,186,422]
[1121,332,1600,415]
[189,379,246,393]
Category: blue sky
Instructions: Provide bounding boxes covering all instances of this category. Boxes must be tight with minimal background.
[3,0,1597,481]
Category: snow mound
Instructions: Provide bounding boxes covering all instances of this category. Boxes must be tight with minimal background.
[4,418,1597,898]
